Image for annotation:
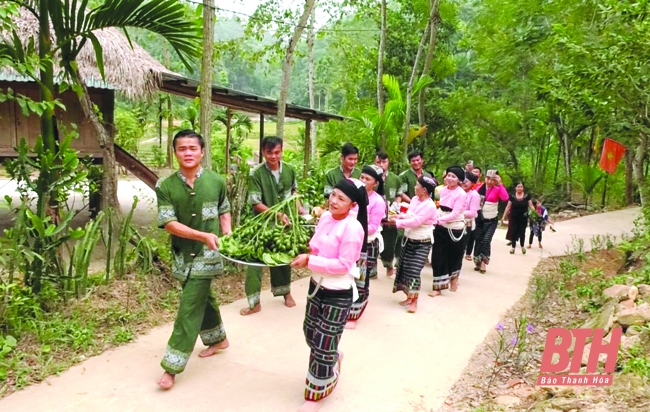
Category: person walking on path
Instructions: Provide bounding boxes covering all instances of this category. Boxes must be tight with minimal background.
[155,130,232,390]
[290,179,367,412]
[429,167,468,297]
[473,171,509,273]
[346,165,386,329]
[240,137,302,316]
[374,150,403,277]
[323,142,361,199]
[528,199,553,249]
[463,173,481,260]
[389,176,438,313]
[395,150,435,267]
[501,182,535,255]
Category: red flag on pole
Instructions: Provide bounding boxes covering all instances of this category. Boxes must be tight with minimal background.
[599,138,626,174]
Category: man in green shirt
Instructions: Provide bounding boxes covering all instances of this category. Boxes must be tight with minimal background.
[323,142,362,199]
[374,150,403,277]
[399,150,433,201]
[240,136,303,316]
[156,130,232,390]
[395,150,434,265]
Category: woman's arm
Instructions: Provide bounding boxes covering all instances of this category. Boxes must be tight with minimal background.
[464,192,481,219]
[501,201,512,224]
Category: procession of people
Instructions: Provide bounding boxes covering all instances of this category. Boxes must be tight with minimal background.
[155,133,554,409]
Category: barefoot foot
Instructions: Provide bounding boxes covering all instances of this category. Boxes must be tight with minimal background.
[284,293,296,308]
[407,300,417,313]
[198,338,229,358]
[427,290,442,298]
[344,320,357,330]
[386,268,395,278]
[398,298,412,306]
[240,304,261,316]
[526,245,532,249]
[299,401,322,412]
[450,279,458,292]
[158,372,175,390]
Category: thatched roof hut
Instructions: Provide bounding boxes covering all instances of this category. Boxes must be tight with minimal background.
[1,8,171,100]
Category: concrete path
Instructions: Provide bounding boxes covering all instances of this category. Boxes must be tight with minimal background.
[0,207,639,412]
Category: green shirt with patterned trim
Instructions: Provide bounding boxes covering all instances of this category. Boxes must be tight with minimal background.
[398,168,433,199]
[156,168,231,281]
[323,166,362,198]
[383,171,403,203]
[248,161,297,210]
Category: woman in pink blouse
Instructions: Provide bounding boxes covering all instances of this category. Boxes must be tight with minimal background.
[463,172,482,261]
[388,176,438,313]
[429,166,468,296]
[291,178,367,411]
[473,171,509,273]
[346,165,387,329]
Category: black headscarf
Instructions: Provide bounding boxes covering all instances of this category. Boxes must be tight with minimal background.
[446,166,465,182]
[361,165,385,196]
[466,172,478,184]
[417,175,437,197]
[333,178,369,252]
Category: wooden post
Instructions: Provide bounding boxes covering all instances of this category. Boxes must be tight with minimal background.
[304,119,311,178]
[225,108,232,174]
[259,113,264,163]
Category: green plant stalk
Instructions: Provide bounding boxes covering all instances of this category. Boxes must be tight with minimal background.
[116,198,138,278]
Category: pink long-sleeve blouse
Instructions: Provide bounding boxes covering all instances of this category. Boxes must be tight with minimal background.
[307,211,364,276]
[463,189,481,220]
[367,191,387,236]
[437,186,467,225]
[395,195,437,230]
[483,184,509,203]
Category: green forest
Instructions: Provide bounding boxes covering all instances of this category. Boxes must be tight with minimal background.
[117,0,649,209]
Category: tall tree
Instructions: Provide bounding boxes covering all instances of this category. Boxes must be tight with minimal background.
[307,6,316,158]
[377,0,387,149]
[403,3,435,156]
[276,0,316,140]
[417,0,440,130]
[200,0,215,169]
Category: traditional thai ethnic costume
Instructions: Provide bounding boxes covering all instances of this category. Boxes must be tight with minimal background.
[394,168,434,265]
[392,177,438,302]
[348,166,386,321]
[464,173,481,258]
[302,179,367,402]
[379,170,403,270]
[244,161,297,309]
[431,168,468,291]
[473,182,509,269]
[155,168,230,375]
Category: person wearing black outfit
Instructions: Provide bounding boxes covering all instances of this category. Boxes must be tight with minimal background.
[501,182,535,255]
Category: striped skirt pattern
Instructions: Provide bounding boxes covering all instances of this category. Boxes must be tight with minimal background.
[473,219,498,266]
[432,226,468,291]
[392,238,432,300]
[349,242,378,320]
[304,280,353,401]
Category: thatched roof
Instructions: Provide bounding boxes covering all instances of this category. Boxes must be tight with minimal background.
[0,8,171,100]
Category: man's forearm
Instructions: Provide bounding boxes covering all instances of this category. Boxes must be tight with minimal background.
[220,213,232,235]
[165,221,206,242]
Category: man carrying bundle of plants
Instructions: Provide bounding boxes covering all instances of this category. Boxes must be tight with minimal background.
[155,130,232,390]
[240,136,304,316]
